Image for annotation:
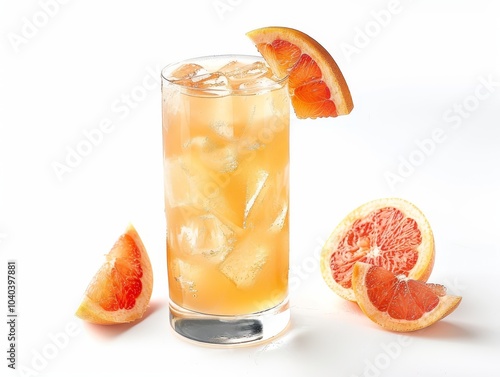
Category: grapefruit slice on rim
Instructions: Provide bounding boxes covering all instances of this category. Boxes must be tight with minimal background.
[320,198,435,301]
[352,262,462,332]
[76,224,153,325]
[246,26,353,119]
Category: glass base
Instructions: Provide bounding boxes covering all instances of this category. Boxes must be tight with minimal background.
[169,299,290,346]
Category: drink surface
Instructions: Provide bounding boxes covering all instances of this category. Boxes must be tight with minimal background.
[162,56,290,315]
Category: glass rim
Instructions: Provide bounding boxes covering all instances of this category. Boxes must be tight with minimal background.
[161,54,288,96]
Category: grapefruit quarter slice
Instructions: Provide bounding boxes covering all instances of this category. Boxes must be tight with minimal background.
[75,224,153,325]
[247,26,353,119]
[352,262,462,332]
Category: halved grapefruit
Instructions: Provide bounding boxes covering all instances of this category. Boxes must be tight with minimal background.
[352,262,462,332]
[246,26,353,119]
[320,198,435,301]
[76,224,153,324]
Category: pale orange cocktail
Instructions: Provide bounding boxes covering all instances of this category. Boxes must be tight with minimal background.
[161,55,290,344]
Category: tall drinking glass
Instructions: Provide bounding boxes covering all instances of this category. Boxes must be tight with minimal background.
[161,55,290,345]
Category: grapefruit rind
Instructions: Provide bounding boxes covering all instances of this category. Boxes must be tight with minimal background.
[75,224,153,325]
[246,26,353,118]
[320,198,435,302]
[352,262,462,332]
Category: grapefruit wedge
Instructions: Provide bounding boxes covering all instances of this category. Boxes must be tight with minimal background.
[247,26,353,119]
[320,198,435,301]
[76,224,153,325]
[352,262,462,332]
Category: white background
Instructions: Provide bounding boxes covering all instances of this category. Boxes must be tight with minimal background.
[1,0,500,376]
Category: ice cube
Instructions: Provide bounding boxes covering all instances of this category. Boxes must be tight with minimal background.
[210,120,233,140]
[164,157,193,208]
[165,149,244,226]
[235,135,262,156]
[245,170,269,220]
[176,72,229,91]
[244,169,289,232]
[269,204,288,233]
[209,145,238,173]
[219,235,268,288]
[217,60,248,75]
[221,61,275,89]
[189,137,238,173]
[236,83,289,143]
[193,72,228,87]
[164,155,222,210]
[169,63,207,81]
[182,87,235,142]
[170,258,200,296]
[178,213,236,263]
